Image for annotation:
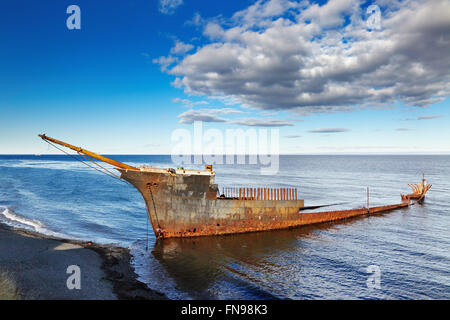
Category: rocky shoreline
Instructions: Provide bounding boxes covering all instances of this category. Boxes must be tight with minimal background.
[0,223,167,300]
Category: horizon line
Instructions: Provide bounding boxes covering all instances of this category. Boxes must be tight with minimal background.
[1,153,450,156]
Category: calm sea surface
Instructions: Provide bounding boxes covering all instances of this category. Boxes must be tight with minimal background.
[0,154,449,299]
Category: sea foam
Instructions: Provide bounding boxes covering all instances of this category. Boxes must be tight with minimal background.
[0,206,73,239]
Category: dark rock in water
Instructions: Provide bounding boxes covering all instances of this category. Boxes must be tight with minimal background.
[90,244,168,300]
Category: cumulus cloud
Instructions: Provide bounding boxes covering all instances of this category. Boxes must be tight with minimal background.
[164,0,450,114]
[170,40,194,55]
[308,128,350,133]
[232,0,300,27]
[159,0,183,15]
[152,55,177,71]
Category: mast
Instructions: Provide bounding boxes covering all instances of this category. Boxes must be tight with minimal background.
[38,134,138,171]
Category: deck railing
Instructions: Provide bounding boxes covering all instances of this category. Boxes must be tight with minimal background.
[219,187,298,200]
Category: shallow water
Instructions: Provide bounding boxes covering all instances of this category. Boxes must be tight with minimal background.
[0,154,449,299]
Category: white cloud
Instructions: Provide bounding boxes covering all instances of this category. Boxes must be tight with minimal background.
[164,0,450,114]
[232,0,300,27]
[308,128,350,133]
[417,115,443,120]
[159,0,183,15]
[172,98,209,107]
[170,40,194,55]
[152,55,177,71]
[230,118,294,127]
[284,134,301,138]
[177,110,227,124]
[205,108,243,115]
[203,22,225,39]
[300,0,356,28]
[186,12,204,26]
[177,108,295,127]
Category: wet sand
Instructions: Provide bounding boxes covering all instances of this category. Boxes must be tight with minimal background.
[0,224,167,300]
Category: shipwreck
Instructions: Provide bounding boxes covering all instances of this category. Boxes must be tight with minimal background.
[38,134,431,239]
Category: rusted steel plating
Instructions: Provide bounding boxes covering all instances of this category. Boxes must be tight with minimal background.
[220,186,298,200]
[401,173,432,202]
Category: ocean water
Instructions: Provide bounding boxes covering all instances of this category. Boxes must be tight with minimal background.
[0,154,449,299]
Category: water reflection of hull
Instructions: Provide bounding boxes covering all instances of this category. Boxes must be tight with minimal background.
[150,215,392,299]
[151,228,314,299]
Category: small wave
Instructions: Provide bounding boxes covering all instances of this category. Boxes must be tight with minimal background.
[0,206,45,229]
[1,159,102,174]
[0,206,73,239]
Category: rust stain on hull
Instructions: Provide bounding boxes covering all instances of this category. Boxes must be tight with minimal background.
[155,203,410,239]
[401,174,432,203]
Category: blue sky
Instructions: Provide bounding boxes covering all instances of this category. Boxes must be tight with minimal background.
[1,0,449,154]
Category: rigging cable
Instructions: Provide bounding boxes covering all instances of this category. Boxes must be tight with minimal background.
[42,139,123,182]
[42,138,157,243]
[77,151,121,179]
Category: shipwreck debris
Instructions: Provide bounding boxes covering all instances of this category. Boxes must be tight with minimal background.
[38,134,431,239]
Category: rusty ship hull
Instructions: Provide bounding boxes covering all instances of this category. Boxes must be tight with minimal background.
[38,134,431,240]
[120,168,304,238]
[119,168,411,239]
